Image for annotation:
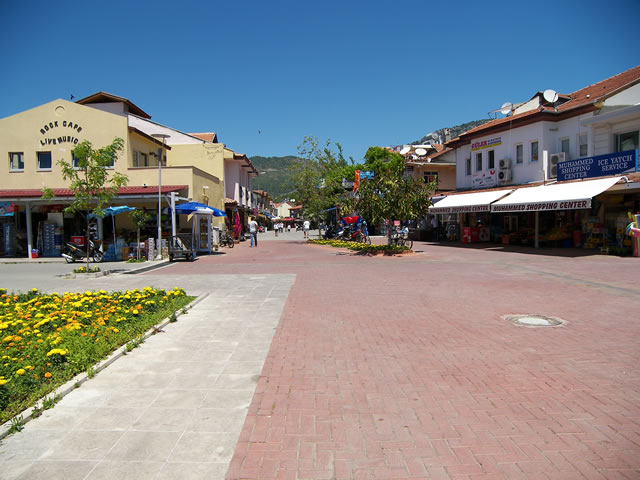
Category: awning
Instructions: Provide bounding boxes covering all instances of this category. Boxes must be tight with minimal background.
[491,177,620,213]
[428,189,514,214]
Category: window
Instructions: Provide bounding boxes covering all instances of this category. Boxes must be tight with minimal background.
[9,152,24,171]
[465,157,471,176]
[578,133,588,157]
[488,150,495,169]
[530,141,539,162]
[560,138,570,157]
[71,151,80,169]
[134,151,148,167]
[37,151,52,170]
[424,171,438,184]
[515,144,523,164]
[475,152,482,171]
[614,130,639,152]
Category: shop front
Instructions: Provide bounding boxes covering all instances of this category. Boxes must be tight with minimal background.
[428,189,514,242]
[490,176,631,251]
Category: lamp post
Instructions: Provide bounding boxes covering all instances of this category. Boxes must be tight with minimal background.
[152,133,169,260]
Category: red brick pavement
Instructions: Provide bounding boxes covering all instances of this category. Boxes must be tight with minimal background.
[155,241,640,479]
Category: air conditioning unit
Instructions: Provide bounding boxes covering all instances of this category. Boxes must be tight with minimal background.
[497,168,512,185]
[548,152,566,179]
[499,158,511,169]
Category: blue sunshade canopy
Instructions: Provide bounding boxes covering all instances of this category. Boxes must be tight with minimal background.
[175,202,226,216]
[104,206,135,216]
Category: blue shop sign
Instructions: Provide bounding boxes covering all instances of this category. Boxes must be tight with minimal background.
[557,149,638,181]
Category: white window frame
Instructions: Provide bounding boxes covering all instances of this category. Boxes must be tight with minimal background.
[488,150,495,170]
[529,140,539,163]
[475,152,483,171]
[9,152,24,171]
[578,133,588,158]
[37,151,52,171]
[614,129,639,152]
[515,144,523,164]
[560,137,570,158]
[465,157,471,176]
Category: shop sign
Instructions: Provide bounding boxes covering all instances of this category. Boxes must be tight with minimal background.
[471,137,502,151]
[430,204,491,214]
[38,120,84,147]
[472,169,497,189]
[557,149,638,181]
[0,202,17,217]
[492,199,591,213]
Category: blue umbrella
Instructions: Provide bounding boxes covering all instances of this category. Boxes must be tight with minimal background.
[91,206,136,259]
[104,206,135,216]
[175,202,226,217]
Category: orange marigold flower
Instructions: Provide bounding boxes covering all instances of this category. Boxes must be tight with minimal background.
[44,372,52,378]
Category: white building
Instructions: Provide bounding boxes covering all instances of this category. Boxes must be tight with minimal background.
[431,65,640,252]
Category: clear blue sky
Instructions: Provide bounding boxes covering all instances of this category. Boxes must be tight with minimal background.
[1,0,639,162]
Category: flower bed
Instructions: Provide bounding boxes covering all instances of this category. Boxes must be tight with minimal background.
[0,287,193,423]
[308,239,410,254]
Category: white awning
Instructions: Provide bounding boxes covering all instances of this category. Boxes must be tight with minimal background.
[491,177,620,213]
[429,189,514,214]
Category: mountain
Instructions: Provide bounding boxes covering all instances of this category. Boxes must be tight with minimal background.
[411,119,490,145]
[250,155,302,201]
[251,120,490,200]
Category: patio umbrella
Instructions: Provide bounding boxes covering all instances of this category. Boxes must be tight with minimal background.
[103,206,135,259]
[175,202,226,217]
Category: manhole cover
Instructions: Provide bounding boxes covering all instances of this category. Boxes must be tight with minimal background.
[505,314,565,327]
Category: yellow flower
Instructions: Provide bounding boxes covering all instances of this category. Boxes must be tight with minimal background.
[16,368,25,375]
[44,372,52,378]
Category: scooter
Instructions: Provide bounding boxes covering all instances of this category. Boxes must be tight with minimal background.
[62,238,104,263]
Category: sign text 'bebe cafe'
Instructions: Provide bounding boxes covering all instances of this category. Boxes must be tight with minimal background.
[38,120,84,147]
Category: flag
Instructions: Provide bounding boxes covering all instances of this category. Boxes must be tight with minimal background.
[353,170,361,191]
[234,211,242,239]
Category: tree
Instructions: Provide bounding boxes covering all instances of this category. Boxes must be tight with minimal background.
[129,209,151,260]
[42,138,128,268]
[346,147,436,245]
[293,136,357,226]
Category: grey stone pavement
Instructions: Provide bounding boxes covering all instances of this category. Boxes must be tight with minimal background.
[0,253,295,480]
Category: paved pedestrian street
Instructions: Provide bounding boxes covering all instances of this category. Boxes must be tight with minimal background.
[1,235,639,479]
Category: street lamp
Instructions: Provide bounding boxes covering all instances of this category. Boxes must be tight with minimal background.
[152,133,169,260]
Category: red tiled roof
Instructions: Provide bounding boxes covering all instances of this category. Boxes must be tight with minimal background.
[189,132,218,143]
[450,65,640,145]
[0,185,188,199]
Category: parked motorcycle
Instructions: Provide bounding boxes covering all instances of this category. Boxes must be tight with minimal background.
[62,238,104,263]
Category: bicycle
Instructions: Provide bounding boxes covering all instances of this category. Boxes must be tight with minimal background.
[389,226,412,249]
[220,230,234,248]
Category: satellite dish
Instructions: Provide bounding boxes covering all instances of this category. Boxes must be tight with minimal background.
[415,148,427,156]
[543,89,558,103]
[500,102,513,115]
[399,146,411,155]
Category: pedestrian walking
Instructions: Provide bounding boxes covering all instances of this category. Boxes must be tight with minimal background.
[303,219,310,239]
[249,217,258,248]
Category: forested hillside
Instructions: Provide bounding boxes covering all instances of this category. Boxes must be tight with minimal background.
[250,155,303,201]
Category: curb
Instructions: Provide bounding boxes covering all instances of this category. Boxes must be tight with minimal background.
[57,260,171,279]
[0,292,209,441]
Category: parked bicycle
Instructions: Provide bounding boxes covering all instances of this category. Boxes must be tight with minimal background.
[219,229,234,248]
[389,225,412,249]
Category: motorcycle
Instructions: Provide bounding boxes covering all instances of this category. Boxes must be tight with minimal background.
[62,238,104,263]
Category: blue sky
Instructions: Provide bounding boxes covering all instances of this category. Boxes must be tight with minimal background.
[1,0,639,162]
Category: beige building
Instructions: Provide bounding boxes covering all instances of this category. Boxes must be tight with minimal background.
[0,92,249,258]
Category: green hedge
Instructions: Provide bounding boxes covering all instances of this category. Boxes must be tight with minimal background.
[308,239,410,254]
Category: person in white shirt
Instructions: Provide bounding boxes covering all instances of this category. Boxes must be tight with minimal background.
[303,220,311,239]
[249,217,258,247]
